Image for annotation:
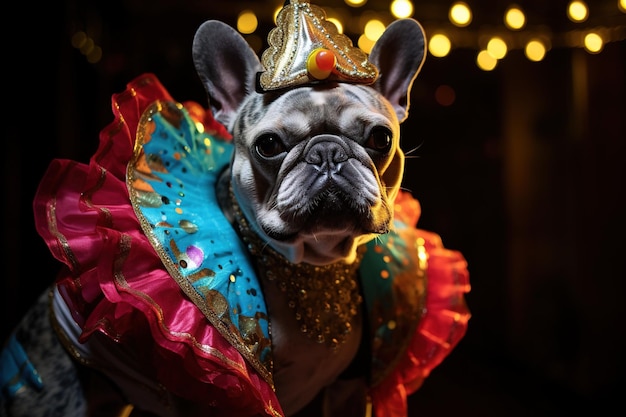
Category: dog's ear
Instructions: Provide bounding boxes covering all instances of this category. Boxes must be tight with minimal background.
[369,19,426,123]
[193,20,262,127]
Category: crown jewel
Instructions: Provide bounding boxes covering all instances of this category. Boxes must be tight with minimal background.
[258,0,379,92]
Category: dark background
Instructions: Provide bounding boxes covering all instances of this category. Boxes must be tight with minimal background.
[3,1,625,416]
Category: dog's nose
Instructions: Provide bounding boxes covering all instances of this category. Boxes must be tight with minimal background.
[304,135,351,168]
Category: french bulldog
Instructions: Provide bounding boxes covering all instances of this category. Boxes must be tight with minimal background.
[197,18,424,416]
[1,13,445,417]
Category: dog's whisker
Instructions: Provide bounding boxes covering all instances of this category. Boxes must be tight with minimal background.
[403,142,424,156]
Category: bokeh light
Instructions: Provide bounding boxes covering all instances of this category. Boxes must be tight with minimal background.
[326,17,343,34]
[504,5,526,30]
[345,0,367,7]
[567,1,589,22]
[364,19,386,41]
[428,33,451,57]
[584,32,604,53]
[525,39,547,61]
[487,36,508,59]
[237,10,258,34]
[390,0,414,18]
[449,2,473,27]
[358,34,375,53]
[476,50,498,70]
[435,85,456,106]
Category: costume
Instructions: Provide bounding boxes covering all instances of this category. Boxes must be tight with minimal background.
[31,73,470,417]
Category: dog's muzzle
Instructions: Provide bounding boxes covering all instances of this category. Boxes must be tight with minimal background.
[272,134,389,237]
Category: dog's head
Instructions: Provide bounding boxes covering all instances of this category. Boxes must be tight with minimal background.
[193,16,425,266]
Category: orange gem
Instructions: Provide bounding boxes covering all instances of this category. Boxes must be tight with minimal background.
[315,49,335,71]
[307,48,336,80]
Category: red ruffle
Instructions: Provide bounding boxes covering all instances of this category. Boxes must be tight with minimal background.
[370,223,471,417]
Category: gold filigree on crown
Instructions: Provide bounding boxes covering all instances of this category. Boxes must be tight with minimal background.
[258,0,379,92]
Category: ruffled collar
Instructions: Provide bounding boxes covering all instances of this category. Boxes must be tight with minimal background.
[32,73,470,417]
[128,100,273,380]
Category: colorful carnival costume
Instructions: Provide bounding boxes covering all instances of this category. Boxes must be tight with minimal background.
[24,73,470,417]
[0,2,473,415]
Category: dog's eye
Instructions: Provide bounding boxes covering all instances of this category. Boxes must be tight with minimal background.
[365,127,392,152]
[255,134,286,158]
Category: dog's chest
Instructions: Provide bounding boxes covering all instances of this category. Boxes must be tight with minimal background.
[261,276,363,415]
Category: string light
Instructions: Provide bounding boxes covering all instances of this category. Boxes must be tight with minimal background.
[477,50,498,70]
[429,33,452,57]
[567,1,589,22]
[364,19,386,41]
[449,2,473,27]
[390,0,414,18]
[504,5,526,30]
[231,1,625,71]
[237,10,257,34]
[358,33,375,53]
[584,32,604,53]
[525,39,547,62]
[487,37,508,59]
[345,0,367,7]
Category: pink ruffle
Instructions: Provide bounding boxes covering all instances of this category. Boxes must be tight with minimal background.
[33,74,282,417]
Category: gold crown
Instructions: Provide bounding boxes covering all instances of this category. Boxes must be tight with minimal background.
[258,0,379,92]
